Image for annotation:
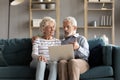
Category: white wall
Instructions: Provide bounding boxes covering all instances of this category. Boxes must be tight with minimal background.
[0,0,120,45]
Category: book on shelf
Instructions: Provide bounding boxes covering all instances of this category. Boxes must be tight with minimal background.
[32,19,42,28]
[106,16,109,26]
[100,15,105,26]
[109,16,112,26]
[100,15,112,26]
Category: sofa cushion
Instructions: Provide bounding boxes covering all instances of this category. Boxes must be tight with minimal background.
[88,38,105,50]
[88,45,103,67]
[81,66,113,79]
[103,45,112,66]
[0,38,32,66]
[0,66,35,78]
[0,45,8,66]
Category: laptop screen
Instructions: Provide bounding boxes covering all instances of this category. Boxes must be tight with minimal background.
[49,44,74,61]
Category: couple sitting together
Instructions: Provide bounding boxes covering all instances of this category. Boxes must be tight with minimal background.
[30,16,90,80]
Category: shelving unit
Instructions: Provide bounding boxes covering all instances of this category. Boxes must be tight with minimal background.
[29,0,60,38]
[29,0,114,43]
[84,0,115,44]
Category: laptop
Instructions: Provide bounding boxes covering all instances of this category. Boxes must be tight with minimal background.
[49,44,74,61]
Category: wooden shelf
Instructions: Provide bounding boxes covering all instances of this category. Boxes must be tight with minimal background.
[88,26,112,28]
[32,1,56,4]
[31,8,56,11]
[87,1,113,4]
[30,0,114,44]
[32,26,39,28]
[84,0,115,44]
[29,0,60,38]
[88,9,112,11]
[60,27,84,29]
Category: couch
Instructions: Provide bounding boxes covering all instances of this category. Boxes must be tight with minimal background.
[0,38,120,80]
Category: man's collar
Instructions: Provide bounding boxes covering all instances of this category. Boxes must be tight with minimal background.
[73,33,79,37]
[64,33,79,40]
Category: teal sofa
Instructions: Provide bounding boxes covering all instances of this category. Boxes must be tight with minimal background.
[0,38,120,80]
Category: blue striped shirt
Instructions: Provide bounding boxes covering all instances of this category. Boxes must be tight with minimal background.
[61,33,89,61]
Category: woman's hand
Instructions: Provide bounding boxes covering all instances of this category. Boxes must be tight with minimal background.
[38,55,47,62]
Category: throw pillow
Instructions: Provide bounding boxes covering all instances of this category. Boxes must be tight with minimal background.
[88,44,103,68]
[0,45,8,66]
[88,38,105,51]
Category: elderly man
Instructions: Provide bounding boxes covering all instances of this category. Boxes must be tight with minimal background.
[58,16,90,80]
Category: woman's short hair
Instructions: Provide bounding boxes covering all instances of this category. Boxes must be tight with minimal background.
[40,17,56,33]
[63,16,77,27]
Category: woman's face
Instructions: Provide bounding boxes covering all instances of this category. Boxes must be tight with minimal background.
[43,21,55,37]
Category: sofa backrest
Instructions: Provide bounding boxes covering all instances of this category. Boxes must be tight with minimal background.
[0,38,32,66]
[0,37,110,67]
[88,38,105,51]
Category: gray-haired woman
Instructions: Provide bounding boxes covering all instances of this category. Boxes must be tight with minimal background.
[30,17,61,80]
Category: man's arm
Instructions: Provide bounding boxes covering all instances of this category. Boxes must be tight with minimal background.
[32,36,40,43]
[74,36,89,60]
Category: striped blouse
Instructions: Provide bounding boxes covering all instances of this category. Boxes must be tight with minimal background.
[30,37,61,67]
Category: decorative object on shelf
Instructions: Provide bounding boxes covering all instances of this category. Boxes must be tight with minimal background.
[37,0,44,2]
[48,0,52,2]
[88,21,97,27]
[94,35,97,38]
[46,3,55,9]
[101,3,107,10]
[32,19,42,28]
[101,34,109,45]
[93,21,97,27]
[45,0,52,2]
[32,4,46,9]
[40,4,46,9]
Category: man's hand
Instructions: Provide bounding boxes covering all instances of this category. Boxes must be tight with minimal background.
[38,55,47,62]
[32,36,39,43]
[70,39,80,50]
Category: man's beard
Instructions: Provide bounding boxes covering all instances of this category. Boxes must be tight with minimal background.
[64,31,76,37]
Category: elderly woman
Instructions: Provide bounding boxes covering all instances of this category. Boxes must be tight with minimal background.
[30,17,61,80]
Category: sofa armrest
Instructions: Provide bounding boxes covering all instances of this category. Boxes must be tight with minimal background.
[112,46,120,80]
[102,45,112,66]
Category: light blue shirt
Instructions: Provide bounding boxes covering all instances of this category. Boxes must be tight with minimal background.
[61,33,89,61]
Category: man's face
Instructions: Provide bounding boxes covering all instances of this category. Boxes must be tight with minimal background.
[63,20,76,37]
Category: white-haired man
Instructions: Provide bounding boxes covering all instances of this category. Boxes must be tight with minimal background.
[58,16,90,80]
